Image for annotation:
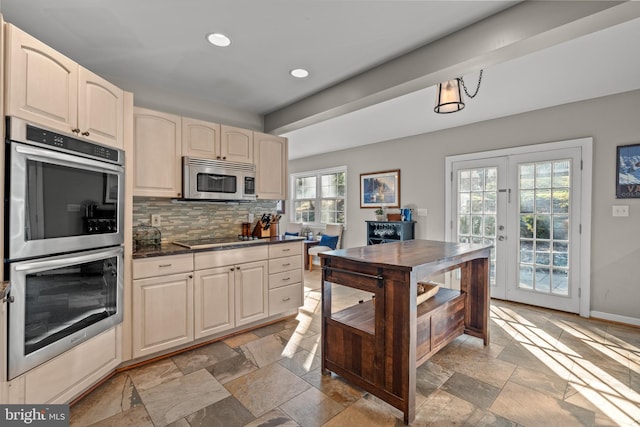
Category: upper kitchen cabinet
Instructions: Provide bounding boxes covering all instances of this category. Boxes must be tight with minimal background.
[221,125,253,163]
[133,107,182,198]
[4,24,124,149]
[182,117,221,159]
[253,132,288,200]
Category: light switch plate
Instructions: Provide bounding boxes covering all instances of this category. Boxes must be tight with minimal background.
[612,205,629,217]
[151,214,161,226]
[417,208,428,217]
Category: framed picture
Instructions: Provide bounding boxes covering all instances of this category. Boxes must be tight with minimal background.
[616,143,640,198]
[360,169,400,208]
[104,174,118,204]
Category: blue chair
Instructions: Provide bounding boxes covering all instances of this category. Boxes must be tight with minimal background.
[308,224,343,271]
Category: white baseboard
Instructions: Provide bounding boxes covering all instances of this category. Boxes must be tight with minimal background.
[590,310,640,327]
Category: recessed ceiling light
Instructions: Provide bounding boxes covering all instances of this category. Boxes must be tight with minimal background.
[290,68,310,78]
[206,33,231,47]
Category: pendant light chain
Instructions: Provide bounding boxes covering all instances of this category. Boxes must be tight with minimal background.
[460,69,483,99]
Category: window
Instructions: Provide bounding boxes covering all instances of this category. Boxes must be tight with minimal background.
[290,167,347,226]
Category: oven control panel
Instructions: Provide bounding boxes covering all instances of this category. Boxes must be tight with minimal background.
[25,124,122,164]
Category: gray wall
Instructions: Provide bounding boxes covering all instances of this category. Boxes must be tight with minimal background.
[289,89,640,321]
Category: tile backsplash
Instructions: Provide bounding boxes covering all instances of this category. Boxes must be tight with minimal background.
[133,197,278,242]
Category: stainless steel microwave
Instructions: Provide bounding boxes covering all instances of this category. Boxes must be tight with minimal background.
[182,157,257,201]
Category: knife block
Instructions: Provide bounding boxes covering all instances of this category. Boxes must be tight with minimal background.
[252,223,271,238]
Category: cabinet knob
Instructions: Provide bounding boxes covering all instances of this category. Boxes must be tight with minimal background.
[81,131,90,136]
[71,128,80,134]
[189,275,193,279]
[222,156,227,160]
[216,156,221,159]
[230,267,235,271]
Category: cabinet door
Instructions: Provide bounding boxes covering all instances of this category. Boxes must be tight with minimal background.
[5,24,78,133]
[78,67,124,149]
[254,132,288,200]
[235,260,268,326]
[182,117,221,159]
[132,273,193,358]
[133,107,182,197]
[194,267,234,339]
[221,125,253,163]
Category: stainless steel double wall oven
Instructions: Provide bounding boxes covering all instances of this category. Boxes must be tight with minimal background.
[4,117,125,379]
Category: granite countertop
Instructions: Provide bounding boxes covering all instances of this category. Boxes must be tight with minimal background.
[133,235,304,259]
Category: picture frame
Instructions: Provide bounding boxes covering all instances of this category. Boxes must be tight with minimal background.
[616,143,640,198]
[360,169,400,208]
[104,174,118,204]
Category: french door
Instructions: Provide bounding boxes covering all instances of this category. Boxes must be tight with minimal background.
[448,143,588,314]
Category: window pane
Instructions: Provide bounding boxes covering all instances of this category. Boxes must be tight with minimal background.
[536,163,552,188]
[321,172,345,198]
[295,176,316,199]
[520,164,535,189]
[294,200,315,223]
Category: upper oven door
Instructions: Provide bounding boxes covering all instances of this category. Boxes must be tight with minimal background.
[7,141,125,261]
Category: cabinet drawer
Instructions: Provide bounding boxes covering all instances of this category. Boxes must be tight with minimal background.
[268,255,302,274]
[269,241,301,258]
[195,245,268,270]
[133,254,194,279]
[269,283,302,315]
[269,269,302,289]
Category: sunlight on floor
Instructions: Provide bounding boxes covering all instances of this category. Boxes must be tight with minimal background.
[492,305,640,426]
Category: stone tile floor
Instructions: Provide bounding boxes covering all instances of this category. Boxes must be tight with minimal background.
[71,269,640,426]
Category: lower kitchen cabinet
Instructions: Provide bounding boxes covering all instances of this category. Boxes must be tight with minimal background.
[234,260,269,327]
[268,241,303,316]
[132,254,195,358]
[194,266,235,339]
[132,272,194,358]
[194,259,268,338]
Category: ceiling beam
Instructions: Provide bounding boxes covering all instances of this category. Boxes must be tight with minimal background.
[264,1,640,135]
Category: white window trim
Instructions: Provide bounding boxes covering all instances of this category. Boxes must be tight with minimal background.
[289,165,347,228]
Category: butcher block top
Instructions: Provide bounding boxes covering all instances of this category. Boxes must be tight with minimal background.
[319,239,492,272]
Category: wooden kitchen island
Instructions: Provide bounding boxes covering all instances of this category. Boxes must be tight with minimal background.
[319,240,491,424]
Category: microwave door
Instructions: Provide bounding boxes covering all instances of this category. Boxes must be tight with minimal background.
[8,142,125,261]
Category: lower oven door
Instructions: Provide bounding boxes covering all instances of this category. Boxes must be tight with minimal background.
[7,246,123,380]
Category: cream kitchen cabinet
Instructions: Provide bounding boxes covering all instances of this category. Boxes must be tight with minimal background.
[133,107,182,197]
[268,241,303,315]
[254,132,288,200]
[182,116,221,159]
[193,266,234,338]
[221,124,253,163]
[5,24,124,149]
[194,245,269,336]
[184,119,255,163]
[132,254,194,358]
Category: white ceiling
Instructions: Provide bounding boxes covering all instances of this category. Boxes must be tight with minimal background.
[3,1,640,159]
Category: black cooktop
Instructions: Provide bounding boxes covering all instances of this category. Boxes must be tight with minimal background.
[173,236,262,249]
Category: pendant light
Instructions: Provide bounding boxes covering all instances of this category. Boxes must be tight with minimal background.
[434,70,483,114]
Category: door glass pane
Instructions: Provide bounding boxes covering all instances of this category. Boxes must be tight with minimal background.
[457,167,498,285]
[517,160,571,296]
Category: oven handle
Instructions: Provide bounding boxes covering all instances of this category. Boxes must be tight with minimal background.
[14,144,124,173]
[13,247,123,272]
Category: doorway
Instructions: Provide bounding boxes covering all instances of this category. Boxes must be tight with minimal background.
[445,138,592,316]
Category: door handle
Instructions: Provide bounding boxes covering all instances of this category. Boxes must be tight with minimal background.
[498,235,506,241]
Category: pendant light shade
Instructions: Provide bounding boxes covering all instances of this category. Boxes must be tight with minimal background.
[434,79,465,113]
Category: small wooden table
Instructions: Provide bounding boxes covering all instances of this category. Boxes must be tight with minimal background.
[303,240,319,270]
[320,240,491,424]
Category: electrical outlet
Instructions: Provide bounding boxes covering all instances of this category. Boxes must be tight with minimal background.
[612,205,629,217]
[248,213,255,222]
[151,214,161,226]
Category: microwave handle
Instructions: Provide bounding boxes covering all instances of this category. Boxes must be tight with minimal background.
[14,144,124,173]
[13,247,123,272]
